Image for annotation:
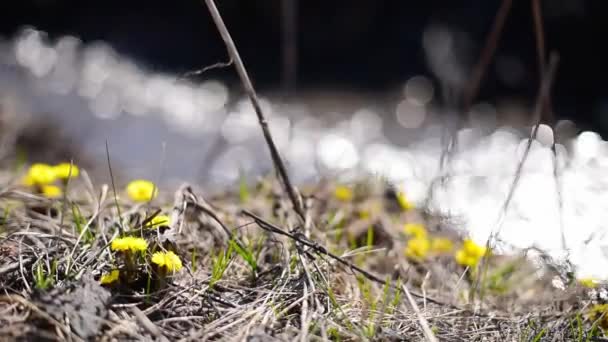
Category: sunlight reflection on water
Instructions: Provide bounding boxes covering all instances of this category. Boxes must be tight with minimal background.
[3,28,608,280]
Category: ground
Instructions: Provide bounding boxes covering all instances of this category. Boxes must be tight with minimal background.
[0,161,607,342]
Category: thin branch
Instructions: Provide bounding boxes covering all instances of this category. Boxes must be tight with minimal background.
[462,0,513,116]
[179,58,234,81]
[531,0,566,250]
[474,53,559,305]
[242,209,446,341]
[202,0,305,221]
[429,0,513,210]
[491,53,560,248]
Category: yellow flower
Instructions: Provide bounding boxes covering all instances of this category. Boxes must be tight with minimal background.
[455,249,479,267]
[41,184,63,198]
[334,185,353,202]
[151,251,183,273]
[404,223,427,239]
[126,179,158,202]
[397,191,415,211]
[462,239,487,259]
[25,163,57,185]
[454,239,487,267]
[111,236,148,253]
[147,214,171,228]
[579,278,599,289]
[53,162,80,179]
[431,237,454,254]
[100,270,120,285]
[586,303,608,329]
[404,237,430,261]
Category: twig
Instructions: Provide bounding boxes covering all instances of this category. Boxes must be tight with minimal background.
[131,306,168,342]
[241,210,441,341]
[179,58,234,80]
[429,0,513,210]
[531,0,566,250]
[400,283,438,342]
[491,52,559,239]
[476,53,560,303]
[241,210,440,301]
[462,0,513,115]
[202,0,305,221]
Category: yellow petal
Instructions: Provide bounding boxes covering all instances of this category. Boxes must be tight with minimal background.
[405,237,430,261]
[111,236,148,252]
[53,163,80,179]
[27,163,57,185]
[41,185,63,198]
[100,270,120,284]
[126,179,158,202]
[463,239,487,258]
[152,251,183,273]
[455,249,479,267]
[334,185,353,202]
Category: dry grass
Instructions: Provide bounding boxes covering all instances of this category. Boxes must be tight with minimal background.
[0,166,606,341]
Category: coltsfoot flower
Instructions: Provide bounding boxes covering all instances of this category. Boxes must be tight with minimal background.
[455,239,487,267]
[100,270,120,285]
[405,237,430,261]
[111,236,148,253]
[126,179,158,202]
[334,185,353,202]
[151,251,183,273]
[41,184,63,198]
[24,163,57,185]
[53,162,80,179]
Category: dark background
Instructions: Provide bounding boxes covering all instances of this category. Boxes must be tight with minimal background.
[1,0,606,135]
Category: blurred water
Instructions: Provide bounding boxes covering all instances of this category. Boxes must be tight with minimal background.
[2,28,608,280]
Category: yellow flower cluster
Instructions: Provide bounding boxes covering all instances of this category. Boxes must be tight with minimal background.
[111,236,148,253]
[100,270,120,285]
[455,239,487,268]
[22,162,80,198]
[151,251,183,273]
[403,223,454,261]
[126,179,158,202]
